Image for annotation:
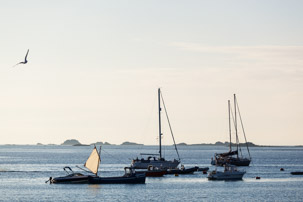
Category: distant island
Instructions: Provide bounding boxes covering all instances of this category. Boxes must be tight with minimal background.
[176,141,258,147]
[73,143,90,146]
[120,141,144,146]
[61,140,143,146]
[61,139,81,146]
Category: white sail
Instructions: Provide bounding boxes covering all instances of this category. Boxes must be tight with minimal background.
[84,147,100,175]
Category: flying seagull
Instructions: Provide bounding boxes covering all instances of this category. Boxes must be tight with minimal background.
[13,49,29,67]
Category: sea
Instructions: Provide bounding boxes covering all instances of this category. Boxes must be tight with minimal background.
[0,145,302,201]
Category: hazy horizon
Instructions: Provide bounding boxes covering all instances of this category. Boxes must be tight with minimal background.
[1,1,302,146]
[2,140,302,146]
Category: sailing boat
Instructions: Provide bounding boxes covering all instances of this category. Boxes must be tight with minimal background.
[211,94,251,167]
[49,146,146,184]
[131,88,180,169]
[49,146,100,184]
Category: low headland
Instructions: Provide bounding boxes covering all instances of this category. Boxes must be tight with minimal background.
[58,139,144,146]
[31,139,302,147]
[176,141,258,147]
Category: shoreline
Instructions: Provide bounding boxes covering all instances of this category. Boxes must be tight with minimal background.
[1,144,302,147]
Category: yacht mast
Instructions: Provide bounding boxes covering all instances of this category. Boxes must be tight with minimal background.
[234,94,239,157]
[228,100,232,152]
[158,88,162,159]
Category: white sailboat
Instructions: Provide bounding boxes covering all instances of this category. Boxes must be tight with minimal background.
[131,88,180,169]
[211,94,251,166]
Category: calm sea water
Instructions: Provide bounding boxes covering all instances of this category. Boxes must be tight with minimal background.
[0,145,303,201]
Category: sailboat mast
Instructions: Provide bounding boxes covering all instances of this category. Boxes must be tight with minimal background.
[228,100,232,152]
[158,88,162,159]
[234,94,239,157]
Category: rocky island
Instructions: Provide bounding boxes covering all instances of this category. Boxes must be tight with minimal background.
[120,141,143,146]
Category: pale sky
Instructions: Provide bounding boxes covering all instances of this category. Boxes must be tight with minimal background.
[0,0,302,145]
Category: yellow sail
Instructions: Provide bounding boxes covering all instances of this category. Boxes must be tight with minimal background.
[84,147,101,175]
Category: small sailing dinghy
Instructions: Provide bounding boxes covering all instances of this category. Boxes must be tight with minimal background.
[207,164,246,180]
[49,147,100,184]
[49,146,146,184]
[131,88,180,169]
[211,95,251,167]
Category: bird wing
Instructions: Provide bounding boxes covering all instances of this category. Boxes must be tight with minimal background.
[24,49,29,60]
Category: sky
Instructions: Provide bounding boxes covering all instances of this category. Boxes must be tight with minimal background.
[0,0,302,145]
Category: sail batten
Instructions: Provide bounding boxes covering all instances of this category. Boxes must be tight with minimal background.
[84,147,100,175]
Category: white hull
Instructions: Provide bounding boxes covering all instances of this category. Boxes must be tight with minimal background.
[208,171,245,180]
[131,159,180,169]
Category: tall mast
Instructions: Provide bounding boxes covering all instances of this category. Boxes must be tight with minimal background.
[234,94,239,157]
[158,88,162,159]
[228,100,232,152]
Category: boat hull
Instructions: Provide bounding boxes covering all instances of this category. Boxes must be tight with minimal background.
[197,167,209,172]
[291,172,303,175]
[207,171,245,180]
[165,166,199,175]
[136,170,166,177]
[131,159,180,169]
[51,174,93,184]
[211,157,251,167]
[88,174,146,184]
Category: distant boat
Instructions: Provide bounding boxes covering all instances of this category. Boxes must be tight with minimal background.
[131,88,180,169]
[207,164,246,180]
[165,165,199,175]
[211,94,251,167]
[49,146,145,184]
[290,172,303,175]
[197,167,210,172]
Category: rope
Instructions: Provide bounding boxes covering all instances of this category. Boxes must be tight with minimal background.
[100,147,129,164]
[230,106,243,158]
[160,91,181,162]
[236,97,252,160]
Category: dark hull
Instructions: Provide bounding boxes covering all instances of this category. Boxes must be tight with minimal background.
[165,166,199,175]
[136,170,166,177]
[229,159,251,166]
[211,158,251,167]
[291,172,303,175]
[88,174,146,184]
[51,175,92,184]
[131,159,180,169]
[197,167,209,172]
